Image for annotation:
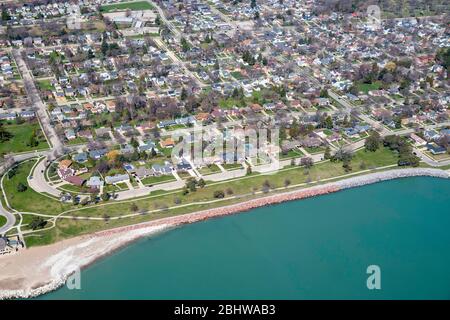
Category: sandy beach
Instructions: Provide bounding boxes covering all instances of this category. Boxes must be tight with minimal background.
[0,168,448,299]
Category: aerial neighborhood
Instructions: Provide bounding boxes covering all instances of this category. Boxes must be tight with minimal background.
[0,0,449,249]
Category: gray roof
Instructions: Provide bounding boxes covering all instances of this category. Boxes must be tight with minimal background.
[105,174,129,184]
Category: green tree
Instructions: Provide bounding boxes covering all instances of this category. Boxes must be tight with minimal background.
[213,190,225,199]
[185,178,197,192]
[197,178,205,188]
[180,87,187,100]
[324,146,331,160]
[324,116,333,129]
[0,122,13,142]
[181,37,190,52]
[1,6,11,21]
[365,131,381,152]
[17,182,27,192]
[29,217,47,230]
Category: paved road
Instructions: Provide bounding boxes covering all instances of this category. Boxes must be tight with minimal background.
[153,37,205,87]
[147,0,182,41]
[12,49,63,154]
[0,170,16,236]
[28,157,62,198]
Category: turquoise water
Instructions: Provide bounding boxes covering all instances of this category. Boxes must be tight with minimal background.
[41,177,450,299]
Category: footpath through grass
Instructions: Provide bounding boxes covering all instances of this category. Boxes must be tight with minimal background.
[2,160,70,215]
[8,147,403,247]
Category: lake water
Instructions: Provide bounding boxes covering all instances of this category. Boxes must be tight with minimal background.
[41,177,450,299]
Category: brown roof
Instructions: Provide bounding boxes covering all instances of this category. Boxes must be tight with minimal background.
[65,175,86,187]
[59,159,73,169]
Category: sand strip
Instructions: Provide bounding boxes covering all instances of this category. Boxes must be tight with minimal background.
[0,168,447,299]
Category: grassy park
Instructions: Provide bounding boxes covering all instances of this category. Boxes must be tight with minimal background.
[0,215,6,228]
[0,121,49,155]
[100,1,154,12]
[1,146,404,247]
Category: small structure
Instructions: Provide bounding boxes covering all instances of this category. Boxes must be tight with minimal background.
[86,176,103,189]
[160,138,175,148]
[135,166,153,179]
[0,236,23,255]
[73,152,88,163]
[105,174,130,185]
[59,159,73,169]
[152,163,173,175]
[176,159,192,171]
[65,175,86,187]
[427,143,446,155]
[410,133,427,146]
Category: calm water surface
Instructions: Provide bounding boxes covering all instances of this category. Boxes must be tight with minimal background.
[41,177,450,299]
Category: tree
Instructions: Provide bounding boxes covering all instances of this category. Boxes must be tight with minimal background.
[324,146,331,160]
[343,157,352,172]
[324,116,333,129]
[27,130,39,147]
[0,122,13,142]
[101,35,109,56]
[181,37,190,52]
[365,131,381,152]
[101,192,110,202]
[1,6,11,21]
[185,178,197,192]
[30,217,47,230]
[284,178,291,188]
[180,87,187,100]
[130,203,139,212]
[106,150,120,162]
[213,190,225,199]
[300,157,313,169]
[17,182,27,192]
[197,178,205,188]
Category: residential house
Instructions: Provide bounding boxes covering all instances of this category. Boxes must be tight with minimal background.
[65,175,86,187]
[86,176,103,189]
[72,152,88,163]
[65,129,76,140]
[152,163,173,175]
[135,166,153,179]
[160,138,175,149]
[105,174,130,185]
[59,159,72,170]
[89,148,108,160]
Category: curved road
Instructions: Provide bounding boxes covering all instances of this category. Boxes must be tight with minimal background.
[0,172,16,236]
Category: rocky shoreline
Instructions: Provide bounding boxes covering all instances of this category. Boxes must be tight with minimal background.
[0,167,448,299]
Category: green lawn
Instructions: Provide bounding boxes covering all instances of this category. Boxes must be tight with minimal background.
[100,1,154,12]
[0,121,49,155]
[198,164,222,175]
[66,137,89,145]
[141,174,176,186]
[280,149,304,160]
[36,79,53,91]
[357,81,382,94]
[304,146,326,154]
[10,147,402,247]
[221,163,243,170]
[231,71,244,80]
[2,159,70,215]
[0,215,6,228]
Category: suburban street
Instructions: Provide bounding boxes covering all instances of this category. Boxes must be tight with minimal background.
[12,48,64,154]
